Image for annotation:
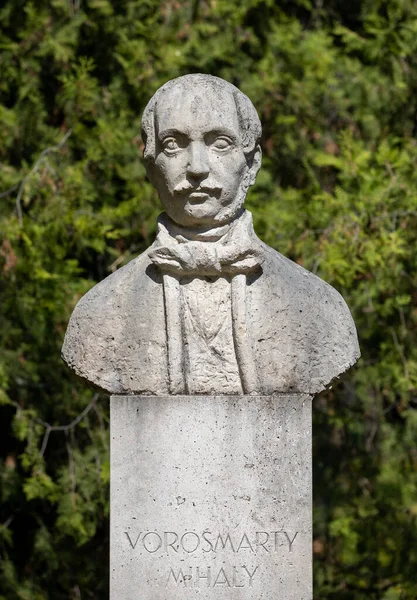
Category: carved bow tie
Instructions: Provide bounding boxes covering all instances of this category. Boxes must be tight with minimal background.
[148,211,264,277]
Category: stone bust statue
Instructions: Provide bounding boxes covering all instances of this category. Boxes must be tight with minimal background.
[62,74,360,395]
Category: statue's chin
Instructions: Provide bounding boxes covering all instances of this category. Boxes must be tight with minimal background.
[163,193,247,230]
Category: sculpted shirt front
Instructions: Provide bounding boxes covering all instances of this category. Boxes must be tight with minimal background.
[180,276,242,394]
[61,210,360,395]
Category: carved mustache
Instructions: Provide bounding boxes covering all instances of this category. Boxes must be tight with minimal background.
[173,181,223,195]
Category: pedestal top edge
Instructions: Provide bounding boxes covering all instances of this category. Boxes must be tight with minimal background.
[110,393,313,400]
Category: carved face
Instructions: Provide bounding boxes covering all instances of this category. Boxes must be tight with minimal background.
[149,83,260,228]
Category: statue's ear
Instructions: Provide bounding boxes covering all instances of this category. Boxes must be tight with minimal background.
[248,145,262,186]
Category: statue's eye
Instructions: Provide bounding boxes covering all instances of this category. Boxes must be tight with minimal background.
[212,136,233,151]
[162,138,179,153]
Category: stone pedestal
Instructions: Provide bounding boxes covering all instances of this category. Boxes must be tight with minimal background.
[110,395,312,599]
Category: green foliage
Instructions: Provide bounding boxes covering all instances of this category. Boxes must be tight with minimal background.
[1,0,417,597]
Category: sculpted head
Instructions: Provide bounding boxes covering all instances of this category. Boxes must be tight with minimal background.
[141,74,262,229]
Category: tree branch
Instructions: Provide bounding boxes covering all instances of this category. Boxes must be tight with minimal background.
[38,393,99,457]
[0,183,20,200]
[15,128,72,226]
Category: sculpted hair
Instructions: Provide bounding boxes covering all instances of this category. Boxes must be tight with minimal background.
[141,74,262,162]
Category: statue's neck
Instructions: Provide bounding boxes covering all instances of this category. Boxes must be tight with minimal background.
[158,209,246,243]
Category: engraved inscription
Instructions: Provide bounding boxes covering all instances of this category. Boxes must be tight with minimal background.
[125,530,298,554]
[166,565,259,588]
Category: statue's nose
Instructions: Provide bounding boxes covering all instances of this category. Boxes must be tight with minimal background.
[186,141,210,179]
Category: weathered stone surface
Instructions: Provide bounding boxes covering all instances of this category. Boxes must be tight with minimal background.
[62,220,359,396]
[111,394,312,600]
[61,74,359,396]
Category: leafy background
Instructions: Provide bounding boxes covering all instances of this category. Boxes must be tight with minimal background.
[1,0,417,598]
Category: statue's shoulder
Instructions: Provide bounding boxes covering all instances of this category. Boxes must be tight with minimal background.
[252,243,360,393]
[61,247,166,394]
[261,242,354,317]
[75,249,154,307]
